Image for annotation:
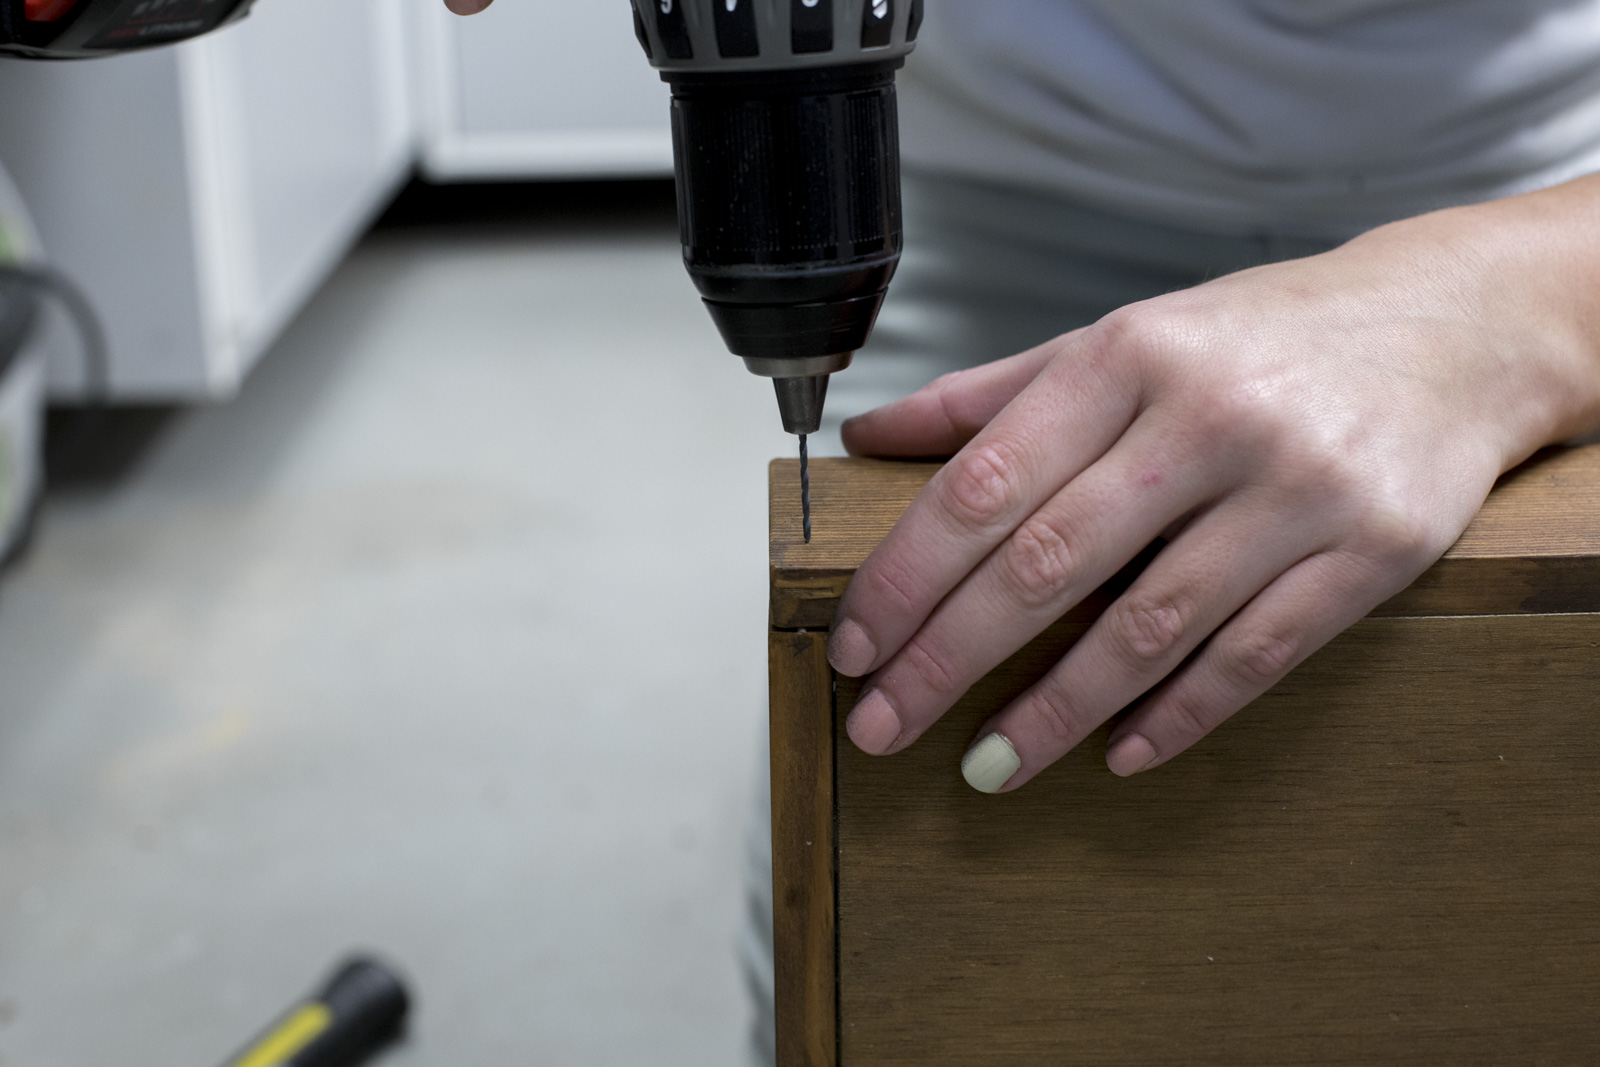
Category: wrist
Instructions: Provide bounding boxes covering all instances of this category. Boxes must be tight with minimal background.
[1356,177,1600,464]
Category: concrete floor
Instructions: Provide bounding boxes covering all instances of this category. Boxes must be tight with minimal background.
[0,194,805,1066]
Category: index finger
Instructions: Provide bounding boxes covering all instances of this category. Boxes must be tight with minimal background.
[828,332,1140,678]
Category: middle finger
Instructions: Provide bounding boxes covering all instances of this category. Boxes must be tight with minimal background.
[845,415,1229,754]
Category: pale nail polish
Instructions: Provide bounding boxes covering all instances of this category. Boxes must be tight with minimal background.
[961,732,1021,794]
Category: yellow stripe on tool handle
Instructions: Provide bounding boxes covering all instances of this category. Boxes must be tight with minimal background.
[225,1002,332,1067]
[218,956,408,1067]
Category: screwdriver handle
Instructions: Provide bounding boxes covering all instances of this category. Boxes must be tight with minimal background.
[220,956,409,1067]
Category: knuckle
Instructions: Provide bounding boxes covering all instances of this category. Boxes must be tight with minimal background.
[896,635,960,698]
[1225,391,1288,443]
[1104,592,1191,667]
[1355,496,1442,569]
[1026,683,1089,747]
[942,441,1023,531]
[863,558,921,614]
[931,373,999,444]
[1195,384,1295,456]
[927,373,969,436]
[998,515,1080,609]
[1219,628,1301,687]
[1287,435,1364,498]
[1164,691,1223,741]
[927,370,972,405]
[1087,302,1211,386]
[1093,302,1187,360]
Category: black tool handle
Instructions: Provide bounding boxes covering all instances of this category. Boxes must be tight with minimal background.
[221,956,409,1067]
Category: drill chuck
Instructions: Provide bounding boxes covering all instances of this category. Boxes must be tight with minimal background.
[773,373,832,436]
[669,60,901,433]
[631,0,920,437]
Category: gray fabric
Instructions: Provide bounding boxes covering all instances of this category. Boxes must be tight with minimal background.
[749,172,1339,1063]
[901,1,1600,237]
[813,170,1339,456]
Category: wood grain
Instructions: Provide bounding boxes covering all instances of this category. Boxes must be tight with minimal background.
[768,445,1600,1064]
[769,445,1600,629]
[834,612,1600,1065]
[769,630,837,1067]
[770,458,940,629]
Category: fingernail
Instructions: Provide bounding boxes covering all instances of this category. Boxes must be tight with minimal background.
[961,732,1021,794]
[1107,733,1158,777]
[846,689,901,755]
[829,618,877,677]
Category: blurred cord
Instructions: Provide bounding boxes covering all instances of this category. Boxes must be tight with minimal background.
[0,262,111,468]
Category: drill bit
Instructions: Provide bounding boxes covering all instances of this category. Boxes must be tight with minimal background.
[800,433,811,543]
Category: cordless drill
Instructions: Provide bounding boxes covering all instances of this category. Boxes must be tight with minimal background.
[0,0,252,56]
[630,0,921,537]
[2,0,921,536]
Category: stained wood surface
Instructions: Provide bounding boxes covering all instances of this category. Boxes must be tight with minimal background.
[769,631,837,1067]
[768,445,1600,1065]
[769,445,1600,629]
[834,612,1600,1064]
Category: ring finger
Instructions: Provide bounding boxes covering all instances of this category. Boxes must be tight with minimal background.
[957,492,1330,792]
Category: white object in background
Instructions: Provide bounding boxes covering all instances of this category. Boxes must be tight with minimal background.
[0,0,413,401]
[413,0,672,180]
[0,347,44,561]
[0,161,46,563]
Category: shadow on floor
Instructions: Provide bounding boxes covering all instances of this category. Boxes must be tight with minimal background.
[373,176,678,236]
[44,404,182,488]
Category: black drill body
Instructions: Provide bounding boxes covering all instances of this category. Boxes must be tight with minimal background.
[669,58,904,432]
[633,0,922,537]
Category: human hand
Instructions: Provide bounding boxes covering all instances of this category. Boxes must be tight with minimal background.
[830,181,1600,792]
[442,0,492,14]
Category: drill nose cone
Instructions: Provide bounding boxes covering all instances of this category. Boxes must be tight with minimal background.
[773,374,831,436]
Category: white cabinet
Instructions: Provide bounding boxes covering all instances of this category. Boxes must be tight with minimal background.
[0,0,667,400]
[0,0,413,400]
[413,0,672,180]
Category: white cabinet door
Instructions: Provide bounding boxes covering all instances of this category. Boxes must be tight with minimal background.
[415,0,672,180]
[0,0,413,400]
[182,0,415,390]
[0,50,212,397]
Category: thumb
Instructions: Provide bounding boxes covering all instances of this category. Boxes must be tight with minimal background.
[841,336,1067,458]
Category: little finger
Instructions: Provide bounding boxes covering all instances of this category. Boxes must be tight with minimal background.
[1104,549,1403,776]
